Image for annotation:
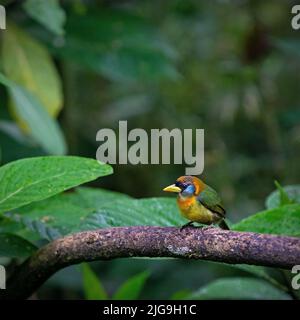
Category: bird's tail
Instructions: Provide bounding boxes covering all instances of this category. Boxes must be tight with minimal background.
[219,219,230,230]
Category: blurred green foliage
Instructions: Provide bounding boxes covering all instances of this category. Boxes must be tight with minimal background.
[0,0,300,300]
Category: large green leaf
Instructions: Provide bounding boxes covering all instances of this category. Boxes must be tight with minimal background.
[5,187,131,240]
[170,289,192,300]
[0,215,41,243]
[231,264,288,292]
[2,187,184,241]
[232,204,300,237]
[23,0,66,36]
[5,184,300,243]
[82,263,108,300]
[2,24,63,119]
[266,184,300,209]
[48,10,179,82]
[0,233,37,258]
[78,195,183,230]
[187,278,291,300]
[113,271,149,300]
[0,73,66,155]
[0,156,113,213]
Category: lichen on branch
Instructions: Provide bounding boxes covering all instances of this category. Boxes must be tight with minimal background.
[1,226,300,300]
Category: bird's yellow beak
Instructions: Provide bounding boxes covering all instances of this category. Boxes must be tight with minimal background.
[163,184,181,193]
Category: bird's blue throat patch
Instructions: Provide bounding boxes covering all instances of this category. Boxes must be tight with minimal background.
[182,184,195,196]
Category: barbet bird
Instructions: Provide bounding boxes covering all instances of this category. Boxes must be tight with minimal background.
[163,176,229,230]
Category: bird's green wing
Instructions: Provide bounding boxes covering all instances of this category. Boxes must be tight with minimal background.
[197,184,226,217]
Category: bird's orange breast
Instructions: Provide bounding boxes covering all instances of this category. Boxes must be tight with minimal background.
[177,195,217,224]
[177,196,196,210]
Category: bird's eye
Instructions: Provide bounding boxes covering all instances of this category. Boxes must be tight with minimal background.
[175,181,187,189]
[175,181,182,188]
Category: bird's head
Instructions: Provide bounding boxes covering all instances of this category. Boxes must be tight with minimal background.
[163,176,205,197]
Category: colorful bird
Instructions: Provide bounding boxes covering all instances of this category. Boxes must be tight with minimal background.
[163,175,229,230]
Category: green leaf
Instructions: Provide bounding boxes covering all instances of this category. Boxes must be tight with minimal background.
[275,181,294,206]
[0,156,113,213]
[23,0,66,36]
[0,72,66,155]
[0,233,37,258]
[98,48,179,83]
[187,278,291,300]
[5,214,62,241]
[49,10,179,82]
[113,271,149,300]
[2,23,63,119]
[81,263,108,300]
[78,196,183,230]
[0,215,41,243]
[170,289,191,300]
[232,204,300,237]
[2,187,130,240]
[2,187,184,241]
[231,264,288,292]
[266,184,300,209]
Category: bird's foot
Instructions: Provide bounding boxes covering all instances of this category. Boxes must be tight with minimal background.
[180,221,195,231]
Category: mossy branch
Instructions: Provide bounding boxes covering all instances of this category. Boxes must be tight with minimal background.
[1,226,300,300]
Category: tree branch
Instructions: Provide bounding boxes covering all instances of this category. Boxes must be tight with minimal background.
[1,226,300,300]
